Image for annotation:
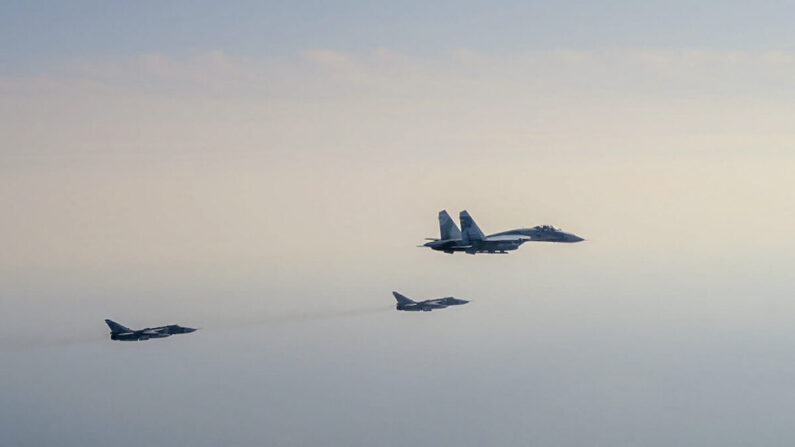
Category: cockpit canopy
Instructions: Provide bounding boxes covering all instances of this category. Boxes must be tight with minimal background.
[534,225,560,232]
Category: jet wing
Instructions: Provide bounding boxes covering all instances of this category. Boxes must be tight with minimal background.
[423,239,468,248]
[420,300,447,308]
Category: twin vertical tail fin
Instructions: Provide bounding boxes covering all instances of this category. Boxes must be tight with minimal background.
[459,210,486,243]
[392,292,415,305]
[438,210,462,240]
[105,319,132,334]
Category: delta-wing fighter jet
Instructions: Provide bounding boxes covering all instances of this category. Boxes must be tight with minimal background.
[393,291,469,311]
[105,319,197,341]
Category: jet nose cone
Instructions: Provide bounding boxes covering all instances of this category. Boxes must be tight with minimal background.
[184,327,197,333]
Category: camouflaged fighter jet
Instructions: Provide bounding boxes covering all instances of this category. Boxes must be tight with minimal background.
[393,291,469,312]
[422,210,583,254]
[105,319,197,341]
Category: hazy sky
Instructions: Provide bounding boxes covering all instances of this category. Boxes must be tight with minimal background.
[3,2,795,446]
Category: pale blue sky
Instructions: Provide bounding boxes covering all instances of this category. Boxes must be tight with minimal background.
[4,3,795,446]
[4,0,795,74]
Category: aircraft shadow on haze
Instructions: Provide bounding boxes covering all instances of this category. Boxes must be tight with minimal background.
[105,319,197,341]
[393,291,469,312]
[422,210,584,254]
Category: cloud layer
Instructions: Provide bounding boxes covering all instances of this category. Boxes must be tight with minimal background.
[3,48,795,166]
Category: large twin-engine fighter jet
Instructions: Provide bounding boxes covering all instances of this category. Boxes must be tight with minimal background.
[393,291,469,311]
[105,319,197,341]
[422,210,583,254]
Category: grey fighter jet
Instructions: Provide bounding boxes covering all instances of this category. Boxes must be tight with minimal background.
[422,210,583,254]
[393,291,469,311]
[105,319,197,341]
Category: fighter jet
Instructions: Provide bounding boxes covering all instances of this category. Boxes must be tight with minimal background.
[422,210,583,254]
[393,291,469,311]
[105,319,197,341]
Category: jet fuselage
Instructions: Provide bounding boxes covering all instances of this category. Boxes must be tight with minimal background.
[489,226,584,243]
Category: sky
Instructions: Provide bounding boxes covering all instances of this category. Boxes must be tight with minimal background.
[3,2,795,446]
